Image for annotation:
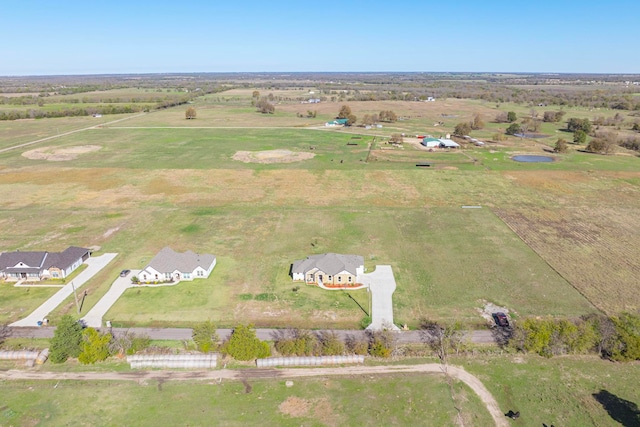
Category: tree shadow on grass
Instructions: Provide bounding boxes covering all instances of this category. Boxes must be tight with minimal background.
[593,389,640,427]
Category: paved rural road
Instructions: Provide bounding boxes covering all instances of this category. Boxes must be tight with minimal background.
[0,363,507,427]
[9,254,118,327]
[9,326,496,344]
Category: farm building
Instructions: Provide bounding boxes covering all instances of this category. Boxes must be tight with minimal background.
[438,139,460,148]
[139,247,216,283]
[292,253,364,286]
[421,137,441,148]
[0,247,91,282]
[325,118,349,127]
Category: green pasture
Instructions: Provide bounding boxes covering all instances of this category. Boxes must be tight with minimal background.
[460,354,640,427]
[96,206,595,328]
[0,374,492,427]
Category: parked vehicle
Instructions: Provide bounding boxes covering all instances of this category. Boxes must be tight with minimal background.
[492,312,509,327]
[120,269,131,277]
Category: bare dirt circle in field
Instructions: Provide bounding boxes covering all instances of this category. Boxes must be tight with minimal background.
[232,149,315,164]
[22,145,102,161]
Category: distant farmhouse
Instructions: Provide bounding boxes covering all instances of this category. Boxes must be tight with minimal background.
[325,118,349,127]
[0,247,91,282]
[292,253,364,287]
[138,247,216,283]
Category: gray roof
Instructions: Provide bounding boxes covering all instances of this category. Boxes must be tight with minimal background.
[146,247,215,273]
[0,247,90,273]
[292,253,363,276]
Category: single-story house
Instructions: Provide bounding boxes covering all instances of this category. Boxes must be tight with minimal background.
[292,253,364,286]
[421,137,441,148]
[0,246,91,282]
[138,247,216,283]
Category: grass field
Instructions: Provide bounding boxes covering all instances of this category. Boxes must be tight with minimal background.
[0,90,638,328]
[460,354,640,427]
[0,373,493,426]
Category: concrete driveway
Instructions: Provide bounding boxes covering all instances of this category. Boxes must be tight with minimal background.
[358,265,400,331]
[81,270,140,328]
[10,253,118,327]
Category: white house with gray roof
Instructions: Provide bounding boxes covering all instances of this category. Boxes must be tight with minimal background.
[139,247,216,283]
[0,246,91,282]
[292,253,364,287]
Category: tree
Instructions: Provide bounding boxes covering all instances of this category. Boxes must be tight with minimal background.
[109,330,150,356]
[608,313,640,361]
[507,111,517,123]
[252,90,260,99]
[454,122,472,136]
[256,97,275,114]
[632,122,640,132]
[78,327,113,364]
[505,123,521,135]
[379,110,397,123]
[337,105,356,125]
[192,320,219,353]
[471,113,484,130]
[389,133,403,144]
[49,315,83,363]
[543,111,565,123]
[573,130,587,144]
[586,131,616,154]
[495,112,509,123]
[567,117,592,133]
[185,107,196,119]
[420,319,465,362]
[554,138,568,153]
[366,329,396,358]
[222,324,270,361]
[0,323,10,346]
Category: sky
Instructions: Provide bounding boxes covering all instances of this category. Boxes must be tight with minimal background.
[1,0,639,76]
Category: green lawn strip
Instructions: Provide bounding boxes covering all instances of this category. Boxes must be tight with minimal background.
[0,373,492,426]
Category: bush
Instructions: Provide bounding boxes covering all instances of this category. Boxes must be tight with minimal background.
[222,324,270,361]
[554,138,568,153]
[78,328,113,364]
[192,320,219,353]
[505,123,521,135]
[49,315,83,363]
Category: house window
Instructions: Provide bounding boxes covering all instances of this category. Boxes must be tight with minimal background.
[185,273,190,279]
[328,276,332,281]
[307,274,313,282]
[52,272,59,278]
[348,276,352,282]
[165,273,171,280]
[197,270,203,277]
[338,276,342,282]
[155,274,159,280]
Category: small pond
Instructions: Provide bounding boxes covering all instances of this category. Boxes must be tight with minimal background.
[513,133,549,139]
[512,155,555,163]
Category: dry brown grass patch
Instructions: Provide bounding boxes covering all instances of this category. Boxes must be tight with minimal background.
[232,149,315,164]
[22,145,101,161]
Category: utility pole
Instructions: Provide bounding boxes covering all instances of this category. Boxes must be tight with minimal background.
[71,281,80,314]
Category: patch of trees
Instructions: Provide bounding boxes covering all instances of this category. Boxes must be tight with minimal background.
[495,111,517,123]
[543,111,566,123]
[508,313,640,361]
[49,315,150,364]
[593,113,624,127]
[566,117,593,133]
[378,110,397,123]
[272,328,397,358]
[586,130,617,154]
[192,320,219,353]
[505,123,522,135]
[255,97,275,114]
[337,105,357,126]
[454,122,472,136]
[619,135,640,151]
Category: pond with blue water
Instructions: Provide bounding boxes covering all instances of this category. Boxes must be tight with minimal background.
[512,155,555,163]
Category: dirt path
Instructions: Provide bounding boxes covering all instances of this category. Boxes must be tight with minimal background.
[0,363,508,426]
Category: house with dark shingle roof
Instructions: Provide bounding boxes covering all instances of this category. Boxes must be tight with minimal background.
[138,247,216,283]
[0,246,91,281]
[292,253,364,286]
